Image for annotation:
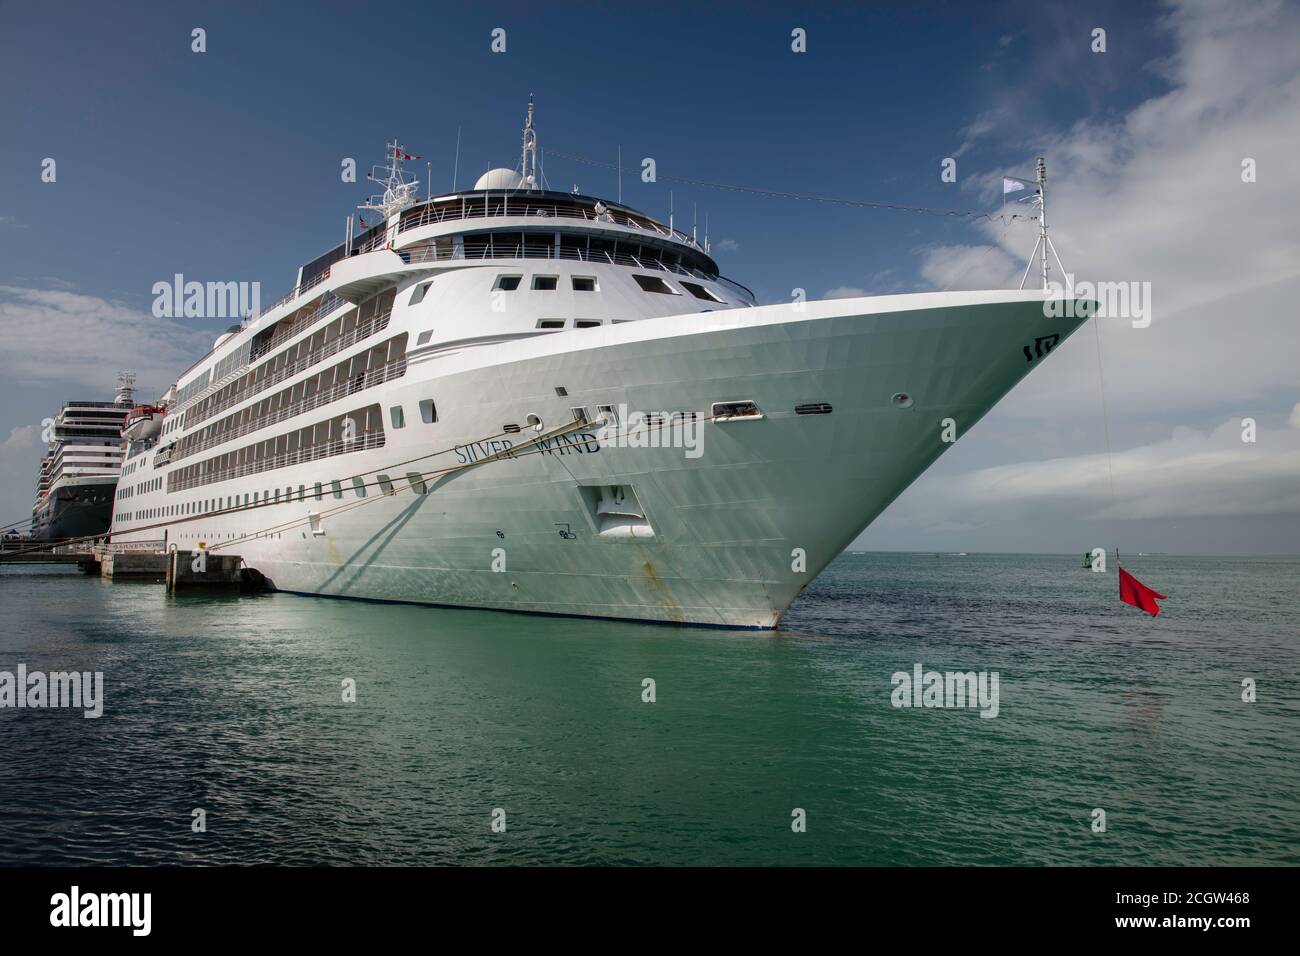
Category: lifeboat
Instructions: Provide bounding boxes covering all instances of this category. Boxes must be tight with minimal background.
[122,404,165,442]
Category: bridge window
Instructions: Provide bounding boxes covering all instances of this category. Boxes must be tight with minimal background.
[351,477,367,498]
[532,275,558,291]
[536,319,565,329]
[390,405,405,429]
[406,472,427,495]
[575,320,601,328]
[494,275,522,291]
[419,399,437,424]
[632,274,679,295]
[572,276,597,291]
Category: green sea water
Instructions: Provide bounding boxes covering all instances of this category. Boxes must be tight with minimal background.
[0,552,1296,865]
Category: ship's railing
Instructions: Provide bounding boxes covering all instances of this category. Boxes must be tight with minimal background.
[168,431,386,493]
[171,358,407,465]
[392,240,723,282]
[183,309,393,429]
[248,293,346,364]
[259,267,334,317]
[172,293,349,421]
[397,198,702,248]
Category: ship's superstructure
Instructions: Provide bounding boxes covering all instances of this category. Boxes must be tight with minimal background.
[107,102,1090,627]
[31,374,134,541]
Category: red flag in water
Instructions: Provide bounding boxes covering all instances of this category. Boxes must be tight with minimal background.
[1119,567,1167,616]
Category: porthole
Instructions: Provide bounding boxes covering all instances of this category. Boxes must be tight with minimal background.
[891,392,914,409]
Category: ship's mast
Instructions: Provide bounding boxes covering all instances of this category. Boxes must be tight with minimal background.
[115,371,136,406]
[1018,156,1069,292]
[519,94,539,191]
[359,141,422,223]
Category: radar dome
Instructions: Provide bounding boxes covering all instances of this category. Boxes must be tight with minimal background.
[474,168,525,190]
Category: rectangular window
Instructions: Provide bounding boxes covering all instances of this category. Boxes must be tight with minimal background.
[415,330,433,346]
[680,280,724,302]
[531,275,558,291]
[313,482,323,500]
[575,320,601,328]
[572,276,597,292]
[493,275,522,291]
[331,480,343,499]
[419,399,437,424]
[536,319,565,329]
[298,484,306,501]
[633,274,678,295]
[351,477,367,498]
[390,405,405,429]
[570,407,589,425]
[406,472,427,495]
[377,474,395,495]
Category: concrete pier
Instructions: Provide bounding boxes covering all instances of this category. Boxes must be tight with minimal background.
[167,550,243,593]
[99,551,167,578]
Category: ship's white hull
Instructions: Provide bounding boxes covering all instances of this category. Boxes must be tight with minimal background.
[120,292,1085,627]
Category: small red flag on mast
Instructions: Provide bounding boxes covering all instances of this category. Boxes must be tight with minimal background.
[1119,567,1167,617]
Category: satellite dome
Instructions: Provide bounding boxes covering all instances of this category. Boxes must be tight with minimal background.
[474,167,525,190]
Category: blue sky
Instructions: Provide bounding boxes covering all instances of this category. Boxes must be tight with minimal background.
[2,1,1298,552]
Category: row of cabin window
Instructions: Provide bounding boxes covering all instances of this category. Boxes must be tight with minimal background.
[173,334,407,460]
[170,404,383,488]
[492,272,723,302]
[124,469,434,526]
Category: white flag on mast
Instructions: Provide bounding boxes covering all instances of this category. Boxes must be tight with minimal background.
[1003,177,1029,195]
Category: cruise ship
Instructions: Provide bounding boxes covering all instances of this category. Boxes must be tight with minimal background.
[31,375,134,541]
[109,102,1090,627]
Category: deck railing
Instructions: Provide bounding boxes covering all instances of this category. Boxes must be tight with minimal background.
[168,431,386,493]
[171,359,407,464]
[182,309,393,429]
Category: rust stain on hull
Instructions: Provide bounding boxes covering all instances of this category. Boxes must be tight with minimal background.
[640,557,685,623]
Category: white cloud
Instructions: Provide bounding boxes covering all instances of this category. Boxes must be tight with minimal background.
[872,0,1300,547]
[916,243,1021,292]
[1,424,40,452]
[823,286,867,299]
[883,417,1300,530]
[713,238,739,252]
[0,286,211,397]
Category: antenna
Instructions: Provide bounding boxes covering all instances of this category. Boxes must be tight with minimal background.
[669,189,674,234]
[426,161,432,200]
[617,145,622,203]
[693,202,698,245]
[1037,157,1048,291]
[452,126,461,191]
